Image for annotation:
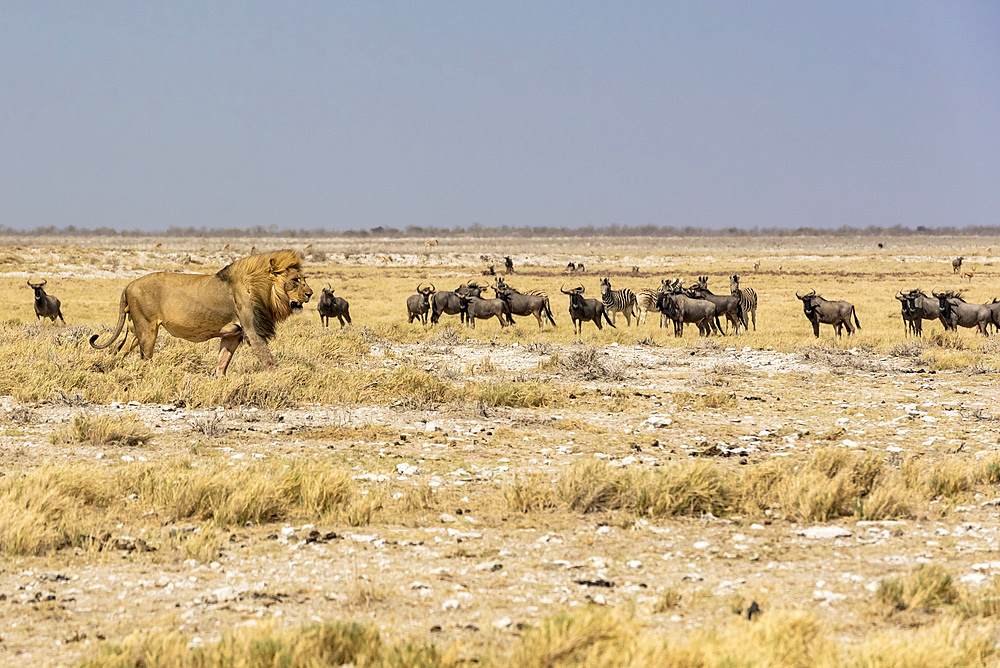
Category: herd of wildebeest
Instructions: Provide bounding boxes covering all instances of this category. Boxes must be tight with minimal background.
[17,251,1000,377]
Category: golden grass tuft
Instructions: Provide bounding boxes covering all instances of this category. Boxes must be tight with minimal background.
[50,411,152,447]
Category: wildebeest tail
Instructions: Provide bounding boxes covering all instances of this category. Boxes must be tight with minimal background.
[603,309,617,328]
[543,297,556,326]
[853,308,861,330]
[89,289,128,350]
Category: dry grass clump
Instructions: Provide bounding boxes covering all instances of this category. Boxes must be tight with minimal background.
[503,448,1000,523]
[76,604,1000,668]
[876,564,960,614]
[558,345,627,381]
[50,411,152,447]
[505,459,735,518]
[82,620,447,668]
[739,448,911,522]
[0,459,370,556]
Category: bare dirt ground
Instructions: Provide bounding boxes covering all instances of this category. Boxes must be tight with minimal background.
[3,235,1000,665]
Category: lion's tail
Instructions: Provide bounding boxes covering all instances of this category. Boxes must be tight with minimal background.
[89,288,128,350]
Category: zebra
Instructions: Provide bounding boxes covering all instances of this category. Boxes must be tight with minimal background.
[635,287,662,326]
[599,277,637,326]
[730,274,758,332]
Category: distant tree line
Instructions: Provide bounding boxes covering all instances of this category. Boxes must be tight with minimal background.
[2,223,999,238]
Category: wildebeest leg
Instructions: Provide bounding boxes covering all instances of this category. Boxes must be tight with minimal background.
[534,311,543,329]
[811,320,820,338]
[216,336,242,376]
[495,314,507,328]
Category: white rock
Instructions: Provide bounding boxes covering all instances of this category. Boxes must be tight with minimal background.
[799,526,852,539]
[627,560,642,569]
[439,514,457,524]
[492,617,513,629]
[442,598,460,611]
[693,541,710,549]
[642,416,673,429]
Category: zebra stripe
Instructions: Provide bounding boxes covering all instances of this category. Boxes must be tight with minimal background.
[599,278,637,326]
[635,288,660,325]
[730,282,758,331]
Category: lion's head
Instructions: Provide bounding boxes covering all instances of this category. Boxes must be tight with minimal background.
[217,250,313,341]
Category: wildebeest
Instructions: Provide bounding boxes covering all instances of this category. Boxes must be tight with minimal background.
[431,284,471,324]
[932,290,993,335]
[895,289,944,336]
[656,285,720,337]
[685,276,741,334]
[795,290,860,337]
[953,256,964,273]
[504,256,514,274]
[406,283,435,325]
[457,295,511,329]
[493,279,556,329]
[561,285,615,334]
[318,284,351,328]
[28,280,65,323]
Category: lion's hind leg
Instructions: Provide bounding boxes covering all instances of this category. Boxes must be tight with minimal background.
[216,336,243,376]
[132,316,160,359]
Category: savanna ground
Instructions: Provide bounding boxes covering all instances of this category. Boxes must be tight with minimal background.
[4,234,1000,666]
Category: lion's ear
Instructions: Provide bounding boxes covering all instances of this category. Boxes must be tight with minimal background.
[269,257,282,275]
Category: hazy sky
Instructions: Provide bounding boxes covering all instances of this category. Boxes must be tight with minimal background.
[2,2,998,232]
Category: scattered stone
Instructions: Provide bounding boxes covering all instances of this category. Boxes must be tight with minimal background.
[799,526,852,539]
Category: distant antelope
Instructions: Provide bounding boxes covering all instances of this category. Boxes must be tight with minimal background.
[631,266,639,274]
[377,255,392,264]
[482,264,495,276]
[961,270,974,282]
[424,239,439,249]
[249,245,256,255]
[304,243,313,251]
[953,256,964,273]
[221,243,230,251]
[154,242,162,248]
[752,260,761,272]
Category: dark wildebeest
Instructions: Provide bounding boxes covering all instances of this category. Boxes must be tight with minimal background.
[895,292,921,336]
[795,290,860,337]
[28,280,64,323]
[406,283,435,325]
[685,276,741,334]
[565,262,577,273]
[953,256,964,273]
[493,279,556,329]
[932,290,992,336]
[318,284,351,328]
[895,289,945,336]
[504,256,514,274]
[457,295,511,329]
[431,282,479,324]
[561,285,615,334]
[656,289,720,338]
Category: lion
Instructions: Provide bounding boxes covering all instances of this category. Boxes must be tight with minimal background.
[89,250,312,376]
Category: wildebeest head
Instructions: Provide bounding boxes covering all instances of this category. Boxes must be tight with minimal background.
[28,279,48,299]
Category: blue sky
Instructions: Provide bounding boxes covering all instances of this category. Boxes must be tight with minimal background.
[2,2,998,231]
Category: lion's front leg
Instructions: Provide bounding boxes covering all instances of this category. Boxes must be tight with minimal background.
[235,306,276,371]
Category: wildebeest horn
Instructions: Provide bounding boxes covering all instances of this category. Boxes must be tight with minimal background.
[428,283,435,293]
[561,284,571,295]
[417,282,425,293]
[323,283,331,291]
[795,290,805,299]
[577,284,585,294]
